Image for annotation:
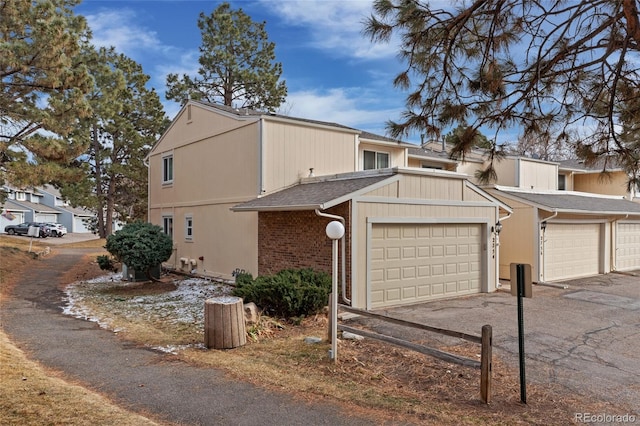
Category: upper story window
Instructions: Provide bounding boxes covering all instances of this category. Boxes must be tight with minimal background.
[421,163,443,170]
[185,215,193,241]
[364,150,389,170]
[163,155,173,184]
[16,192,26,201]
[558,174,566,191]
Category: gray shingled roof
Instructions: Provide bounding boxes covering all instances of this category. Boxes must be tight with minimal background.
[558,158,624,171]
[8,200,60,213]
[1,199,29,212]
[233,174,394,211]
[498,190,640,215]
[196,101,424,145]
[197,100,357,132]
[407,147,458,162]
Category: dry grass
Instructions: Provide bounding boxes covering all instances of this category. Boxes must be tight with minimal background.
[0,238,164,426]
[1,236,622,425]
[0,330,161,426]
[63,266,619,425]
[178,317,615,425]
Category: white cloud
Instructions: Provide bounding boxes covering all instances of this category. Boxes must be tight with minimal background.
[83,7,199,112]
[282,88,403,136]
[262,0,398,60]
[85,9,168,56]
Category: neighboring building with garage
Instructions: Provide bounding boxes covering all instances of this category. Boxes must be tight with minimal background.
[1,184,97,234]
[147,101,511,309]
[405,145,640,282]
[486,187,640,281]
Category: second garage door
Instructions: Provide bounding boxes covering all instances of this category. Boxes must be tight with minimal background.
[369,223,482,309]
[543,223,601,281]
[617,222,640,272]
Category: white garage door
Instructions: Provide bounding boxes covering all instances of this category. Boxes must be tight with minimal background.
[74,217,92,233]
[617,222,640,272]
[36,214,57,223]
[369,223,482,309]
[1,212,24,233]
[544,223,601,281]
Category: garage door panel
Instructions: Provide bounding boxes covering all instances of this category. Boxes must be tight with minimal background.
[432,245,445,257]
[402,266,416,278]
[617,223,640,271]
[402,286,416,298]
[544,223,600,281]
[370,223,483,308]
[417,284,431,297]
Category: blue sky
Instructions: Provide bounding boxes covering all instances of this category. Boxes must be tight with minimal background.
[75,0,418,141]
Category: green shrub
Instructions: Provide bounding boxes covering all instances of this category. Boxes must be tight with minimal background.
[232,268,331,319]
[105,222,173,280]
[96,255,115,271]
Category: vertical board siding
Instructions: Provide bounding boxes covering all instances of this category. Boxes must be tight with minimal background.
[262,121,356,192]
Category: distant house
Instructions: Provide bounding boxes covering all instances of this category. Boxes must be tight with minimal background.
[1,185,96,234]
[38,185,96,233]
[147,101,510,310]
[558,158,638,200]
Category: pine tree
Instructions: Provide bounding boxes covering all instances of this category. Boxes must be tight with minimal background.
[165,2,287,112]
[0,0,93,197]
[365,0,640,187]
[62,47,168,237]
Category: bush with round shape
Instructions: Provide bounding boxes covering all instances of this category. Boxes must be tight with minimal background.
[105,222,173,280]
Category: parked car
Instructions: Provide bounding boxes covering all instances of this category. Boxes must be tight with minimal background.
[4,222,49,238]
[45,222,67,237]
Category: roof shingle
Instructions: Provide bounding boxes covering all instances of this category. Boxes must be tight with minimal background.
[233,173,394,211]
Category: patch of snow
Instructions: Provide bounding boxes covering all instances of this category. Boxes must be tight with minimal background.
[62,273,234,338]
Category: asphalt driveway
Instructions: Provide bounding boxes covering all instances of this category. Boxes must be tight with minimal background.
[357,272,640,416]
[0,247,386,426]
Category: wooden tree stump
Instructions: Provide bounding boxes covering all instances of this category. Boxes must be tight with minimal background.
[204,296,247,349]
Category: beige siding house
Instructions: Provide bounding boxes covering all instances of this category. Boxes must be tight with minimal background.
[148,101,510,309]
[402,142,640,281]
[482,158,640,280]
[488,188,640,280]
[558,158,638,200]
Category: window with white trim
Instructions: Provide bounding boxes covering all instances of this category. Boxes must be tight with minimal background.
[163,155,173,184]
[558,174,566,191]
[163,216,173,238]
[185,215,193,241]
[363,150,390,170]
[16,192,26,201]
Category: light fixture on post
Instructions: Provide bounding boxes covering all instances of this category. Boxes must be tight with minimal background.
[540,221,547,231]
[494,221,503,235]
[325,220,345,362]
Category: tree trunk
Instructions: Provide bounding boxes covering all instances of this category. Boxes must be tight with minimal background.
[204,297,247,349]
[92,123,106,238]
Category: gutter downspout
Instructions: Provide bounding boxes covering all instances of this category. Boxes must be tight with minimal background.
[611,214,628,272]
[494,211,511,289]
[315,209,350,305]
[539,210,558,282]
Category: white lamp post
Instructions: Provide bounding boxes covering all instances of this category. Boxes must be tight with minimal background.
[325,220,345,361]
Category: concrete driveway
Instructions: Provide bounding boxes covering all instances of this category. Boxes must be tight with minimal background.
[352,272,640,416]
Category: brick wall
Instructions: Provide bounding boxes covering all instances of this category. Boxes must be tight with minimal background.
[258,202,351,298]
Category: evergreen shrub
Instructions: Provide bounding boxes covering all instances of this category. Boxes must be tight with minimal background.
[232,268,331,319]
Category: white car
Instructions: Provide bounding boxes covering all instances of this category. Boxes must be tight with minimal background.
[46,223,67,237]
